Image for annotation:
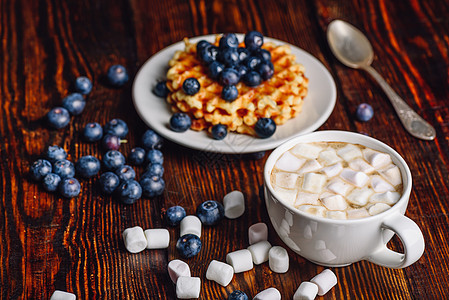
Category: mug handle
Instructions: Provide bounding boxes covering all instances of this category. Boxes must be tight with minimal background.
[366,213,425,269]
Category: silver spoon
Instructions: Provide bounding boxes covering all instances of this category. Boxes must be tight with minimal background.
[327,19,436,140]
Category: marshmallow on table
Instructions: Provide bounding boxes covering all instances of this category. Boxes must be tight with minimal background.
[206,260,234,286]
[310,269,337,296]
[176,276,201,299]
[340,169,369,188]
[275,151,306,172]
[268,246,289,273]
[223,190,245,219]
[180,215,202,238]
[369,191,401,205]
[168,259,191,284]
[274,172,299,189]
[226,249,254,273]
[122,226,147,253]
[346,187,374,206]
[293,281,319,300]
[144,228,169,249]
[253,287,281,300]
[369,203,391,215]
[291,143,323,159]
[249,223,268,245]
[247,240,272,265]
[50,291,76,300]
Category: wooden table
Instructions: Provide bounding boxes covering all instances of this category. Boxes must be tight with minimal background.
[1,0,448,299]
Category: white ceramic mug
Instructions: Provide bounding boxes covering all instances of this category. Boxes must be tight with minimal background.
[264,131,425,268]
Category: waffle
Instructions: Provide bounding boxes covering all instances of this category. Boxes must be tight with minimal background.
[165,37,308,135]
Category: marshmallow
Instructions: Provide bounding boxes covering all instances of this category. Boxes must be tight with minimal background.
[326,178,353,196]
[293,281,319,300]
[369,203,391,215]
[269,246,289,273]
[349,158,375,173]
[226,249,254,273]
[302,173,327,194]
[206,260,234,287]
[370,175,395,193]
[337,144,362,162]
[291,143,323,159]
[369,191,401,205]
[273,186,297,204]
[297,205,326,217]
[320,194,348,211]
[176,276,201,299]
[310,269,337,296]
[347,208,370,219]
[319,149,342,165]
[326,211,347,220]
[363,148,392,169]
[247,240,272,265]
[346,187,374,206]
[223,190,245,219]
[50,291,76,300]
[122,226,147,253]
[168,259,191,284]
[180,215,202,238]
[322,163,343,177]
[340,169,369,187]
[298,160,323,174]
[253,287,281,300]
[275,151,306,172]
[379,164,402,186]
[249,223,268,245]
[274,172,299,189]
[144,228,169,249]
[294,192,320,207]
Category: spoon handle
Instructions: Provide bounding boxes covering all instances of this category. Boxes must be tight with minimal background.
[363,65,436,140]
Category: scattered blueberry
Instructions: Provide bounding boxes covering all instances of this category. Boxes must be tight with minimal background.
[257,61,274,80]
[74,76,92,95]
[115,165,136,182]
[104,118,128,138]
[169,113,192,132]
[143,163,164,178]
[30,159,52,181]
[107,65,129,87]
[42,173,61,192]
[176,234,202,258]
[356,103,374,122]
[62,93,86,116]
[128,147,146,165]
[59,177,81,198]
[254,118,276,138]
[141,129,163,150]
[244,31,264,51]
[46,145,67,163]
[146,149,163,165]
[182,78,200,95]
[221,85,238,102]
[117,180,142,204]
[99,171,120,194]
[196,200,225,226]
[153,81,170,98]
[228,290,249,300]
[83,122,103,142]
[102,134,122,151]
[75,155,101,178]
[47,107,70,129]
[102,150,126,170]
[140,175,165,197]
[208,61,225,80]
[219,33,239,49]
[166,205,186,226]
[211,124,228,140]
[219,48,240,66]
[53,159,75,179]
[243,71,262,87]
[220,68,240,86]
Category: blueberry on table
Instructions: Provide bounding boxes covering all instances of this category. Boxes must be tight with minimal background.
[176,234,202,258]
[219,33,239,49]
[83,122,103,142]
[143,163,164,177]
[128,147,146,165]
[244,31,264,51]
[182,78,200,95]
[218,48,240,66]
[257,61,274,80]
[220,68,240,86]
[146,149,164,165]
[62,93,86,116]
[221,85,238,102]
[196,200,225,225]
[356,103,374,122]
[30,159,52,181]
[153,81,170,98]
[53,159,75,179]
[74,76,92,95]
[42,173,61,192]
[102,150,125,171]
[59,177,81,198]
[118,180,142,204]
[169,113,192,132]
[208,61,225,80]
[115,165,136,182]
[104,118,128,138]
[245,151,266,160]
[140,175,165,197]
[102,134,124,151]
[166,205,186,226]
[106,64,129,87]
[211,124,228,140]
[99,171,120,194]
[75,155,101,178]
[243,71,262,87]
[228,290,249,300]
[141,129,163,150]
[47,107,70,129]
[46,145,67,163]
[254,118,276,138]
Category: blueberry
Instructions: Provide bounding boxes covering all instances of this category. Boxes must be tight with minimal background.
[102,134,122,151]
[45,145,67,163]
[208,61,225,80]
[62,93,86,116]
[356,103,374,122]
[142,129,163,150]
[228,290,249,300]
[245,151,266,160]
[140,175,165,197]
[146,149,163,165]
[107,64,129,87]
[237,65,249,78]
[47,107,70,129]
[220,68,240,86]
[117,180,142,204]
[166,205,186,226]
[59,177,81,198]
[153,81,170,98]
[221,85,238,102]
[237,47,250,62]
[115,165,136,182]
[103,150,126,170]
[244,31,264,51]
[170,113,192,132]
[30,159,52,181]
[254,48,271,62]
[196,40,211,53]
[143,163,164,177]
[257,61,274,80]
[211,124,228,140]
[74,76,92,95]
[198,45,219,64]
[128,147,146,165]
[182,78,200,95]
[176,234,202,258]
[243,71,262,87]
[219,33,239,49]
[53,159,75,179]
[254,118,276,138]
[196,200,224,225]
[244,56,261,70]
[83,122,103,142]
[99,171,120,194]
[104,118,128,138]
[218,48,240,66]
[75,155,101,178]
[42,173,61,192]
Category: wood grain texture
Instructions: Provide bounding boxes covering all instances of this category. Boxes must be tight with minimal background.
[1,0,448,299]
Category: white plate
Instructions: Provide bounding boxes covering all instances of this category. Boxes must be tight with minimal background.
[132,34,336,154]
